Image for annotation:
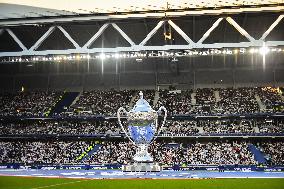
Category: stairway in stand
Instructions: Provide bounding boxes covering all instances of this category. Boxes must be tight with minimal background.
[77,144,102,162]
[248,144,267,164]
[49,92,80,116]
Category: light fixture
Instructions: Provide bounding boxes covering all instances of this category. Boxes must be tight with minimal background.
[249,48,255,54]
[259,46,269,55]
[100,53,106,60]
[114,53,119,59]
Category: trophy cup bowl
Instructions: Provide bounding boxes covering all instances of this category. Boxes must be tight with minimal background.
[117,91,167,172]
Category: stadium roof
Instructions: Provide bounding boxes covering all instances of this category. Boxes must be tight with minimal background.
[0,0,284,25]
[0,0,283,58]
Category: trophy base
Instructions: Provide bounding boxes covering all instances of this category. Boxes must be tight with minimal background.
[133,144,153,162]
[121,162,161,172]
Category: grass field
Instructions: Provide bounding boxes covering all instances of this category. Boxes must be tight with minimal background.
[0,176,284,189]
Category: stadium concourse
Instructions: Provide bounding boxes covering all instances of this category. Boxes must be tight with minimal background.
[1,0,284,188]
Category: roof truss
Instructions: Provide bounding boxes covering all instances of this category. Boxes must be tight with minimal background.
[0,15,283,57]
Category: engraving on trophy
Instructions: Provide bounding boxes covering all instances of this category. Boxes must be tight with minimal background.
[117,91,167,171]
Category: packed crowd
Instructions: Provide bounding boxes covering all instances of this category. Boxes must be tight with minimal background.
[0,91,63,117]
[0,119,283,136]
[194,88,218,115]
[0,87,283,117]
[257,120,284,134]
[155,87,283,115]
[62,90,134,116]
[160,121,199,136]
[0,121,122,136]
[156,90,194,115]
[0,141,88,164]
[202,120,255,134]
[258,142,284,165]
[0,140,264,165]
[256,87,284,113]
[218,88,260,114]
[89,141,255,165]
[153,141,256,165]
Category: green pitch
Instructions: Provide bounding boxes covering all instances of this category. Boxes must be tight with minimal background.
[0,176,284,189]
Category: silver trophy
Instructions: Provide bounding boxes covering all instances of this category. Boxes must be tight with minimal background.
[117,91,167,171]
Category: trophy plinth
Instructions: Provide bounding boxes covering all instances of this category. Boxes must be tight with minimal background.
[121,162,161,172]
[117,91,167,172]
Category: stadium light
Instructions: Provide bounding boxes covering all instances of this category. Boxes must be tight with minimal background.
[249,48,259,54]
[226,50,233,54]
[100,53,106,60]
[249,48,255,54]
[259,46,269,55]
[240,48,246,54]
[114,53,119,59]
[2,47,284,63]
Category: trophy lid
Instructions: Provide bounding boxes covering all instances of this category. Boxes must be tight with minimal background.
[131,91,153,112]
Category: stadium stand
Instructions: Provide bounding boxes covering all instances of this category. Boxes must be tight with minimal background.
[0,86,282,167]
[1,119,283,136]
[0,87,282,117]
[1,140,284,166]
[0,91,63,117]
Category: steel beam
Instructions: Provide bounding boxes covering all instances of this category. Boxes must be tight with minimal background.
[197,18,223,44]
[139,20,164,46]
[6,29,27,51]
[226,17,255,42]
[260,15,284,40]
[1,40,284,57]
[168,20,194,45]
[83,23,109,49]
[57,26,81,49]
[30,26,56,50]
[111,23,136,46]
[1,16,284,57]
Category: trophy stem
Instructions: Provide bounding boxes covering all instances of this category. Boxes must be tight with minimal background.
[133,144,153,162]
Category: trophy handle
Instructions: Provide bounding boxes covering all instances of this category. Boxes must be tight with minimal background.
[151,106,167,144]
[117,107,135,144]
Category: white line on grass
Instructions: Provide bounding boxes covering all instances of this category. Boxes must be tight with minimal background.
[30,179,88,189]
